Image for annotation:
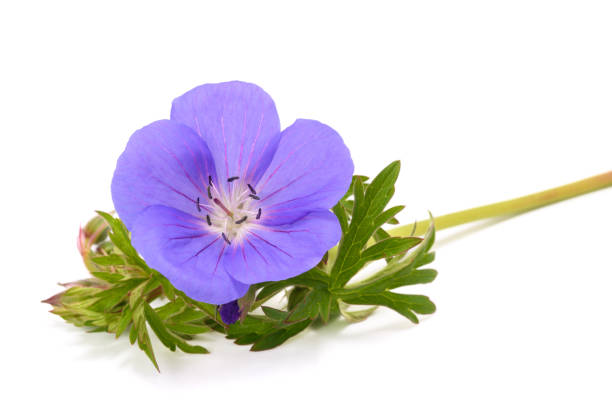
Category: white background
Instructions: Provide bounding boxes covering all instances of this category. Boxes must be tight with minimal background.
[2,1,611,406]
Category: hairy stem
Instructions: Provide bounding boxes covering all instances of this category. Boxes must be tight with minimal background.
[389,170,612,237]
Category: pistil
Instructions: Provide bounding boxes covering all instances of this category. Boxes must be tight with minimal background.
[213,198,234,217]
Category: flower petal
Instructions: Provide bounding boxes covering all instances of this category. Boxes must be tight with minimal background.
[131,205,249,304]
[224,210,341,284]
[111,119,217,230]
[254,119,353,226]
[171,81,281,185]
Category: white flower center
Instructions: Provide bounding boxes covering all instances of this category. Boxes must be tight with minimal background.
[197,177,261,244]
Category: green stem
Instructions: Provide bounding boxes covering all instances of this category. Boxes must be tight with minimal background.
[389,170,612,237]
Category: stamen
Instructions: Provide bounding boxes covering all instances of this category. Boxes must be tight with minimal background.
[227,176,239,182]
[247,184,257,194]
[208,175,213,186]
[235,216,248,224]
[206,214,212,226]
[222,232,231,245]
[256,208,262,220]
[213,198,233,216]
[249,194,260,200]
[196,197,201,212]
[207,185,212,199]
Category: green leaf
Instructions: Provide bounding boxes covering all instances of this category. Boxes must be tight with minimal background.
[96,211,148,269]
[261,306,289,321]
[90,254,126,266]
[154,271,176,300]
[90,271,124,284]
[330,161,401,289]
[90,278,145,313]
[131,304,159,371]
[338,301,377,323]
[171,336,209,354]
[250,320,312,351]
[115,304,133,338]
[154,298,186,320]
[166,323,210,335]
[169,308,208,324]
[332,201,350,233]
[340,292,436,324]
[143,303,176,351]
[361,237,422,262]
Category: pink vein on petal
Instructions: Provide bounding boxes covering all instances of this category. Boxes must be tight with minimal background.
[151,175,196,203]
[240,243,247,263]
[168,233,209,241]
[258,135,322,191]
[189,236,220,261]
[221,114,229,178]
[159,143,206,197]
[249,231,292,258]
[245,236,269,265]
[260,173,307,203]
[163,223,202,230]
[261,228,310,234]
[247,126,276,182]
[237,111,247,177]
[214,244,226,274]
[243,113,264,179]
[181,139,209,192]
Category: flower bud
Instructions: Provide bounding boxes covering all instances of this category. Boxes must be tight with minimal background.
[83,215,109,245]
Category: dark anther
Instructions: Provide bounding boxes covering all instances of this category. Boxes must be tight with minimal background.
[247,184,257,194]
[222,232,231,245]
[256,208,262,220]
[227,176,239,182]
[249,194,260,200]
[207,185,212,199]
[196,197,201,212]
[235,216,248,224]
[208,175,213,186]
[206,214,212,226]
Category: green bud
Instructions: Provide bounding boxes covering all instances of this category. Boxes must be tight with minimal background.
[83,215,109,245]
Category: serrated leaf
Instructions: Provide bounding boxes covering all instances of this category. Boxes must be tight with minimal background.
[330,161,401,289]
[340,292,436,323]
[361,237,422,262]
[261,306,289,321]
[90,278,144,312]
[332,201,350,233]
[172,336,209,354]
[225,315,275,339]
[96,211,148,269]
[115,304,133,338]
[143,303,176,351]
[170,308,208,324]
[338,300,377,323]
[166,323,210,335]
[129,277,160,309]
[91,254,126,266]
[285,288,333,323]
[287,286,309,311]
[250,319,312,351]
[90,271,124,283]
[132,304,159,371]
[154,271,176,300]
[154,298,186,321]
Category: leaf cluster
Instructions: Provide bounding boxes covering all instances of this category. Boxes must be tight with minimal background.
[45,212,215,371]
[44,161,437,371]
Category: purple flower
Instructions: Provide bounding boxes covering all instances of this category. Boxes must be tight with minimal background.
[111,81,353,309]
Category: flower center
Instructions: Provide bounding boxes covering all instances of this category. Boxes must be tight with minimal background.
[197,176,262,244]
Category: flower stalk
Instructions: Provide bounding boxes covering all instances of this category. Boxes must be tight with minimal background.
[389,170,612,238]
